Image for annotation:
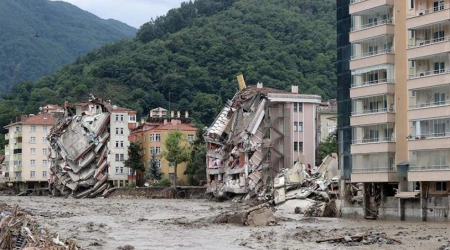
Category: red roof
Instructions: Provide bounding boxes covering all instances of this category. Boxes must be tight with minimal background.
[23,113,56,125]
[0,155,5,164]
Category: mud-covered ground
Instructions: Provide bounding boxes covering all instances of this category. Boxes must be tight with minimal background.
[0,196,448,250]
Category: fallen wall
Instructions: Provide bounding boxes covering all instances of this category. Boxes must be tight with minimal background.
[107,187,207,199]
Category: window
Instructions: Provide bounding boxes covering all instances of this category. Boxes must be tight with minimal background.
[30,126,36,132]
[116,141,124,148]
[116,167,120,174]
[150,134,161,142]
[120,128,124,135]
[293,103,303,112]
[30,160,36,167]
[42,171,47,178]
[294,142,303,151]
[43,160,47,167]
[43,148,48,156]
[294,122,303,132]
[43,126,48,132]
[150,147,161,155]
[433,31,445,42]
[434,92,445,105]
[434,62,445,74]
[30,171,35,178]
[120,167,124,174]
[436,181,447,191]
[116,128,119,135]
[169,173,175,180]
[434,0,444,11]
[368,45,378,56]
[187,134,195,142]
[129,115,136,122]
[42,137,47,143]
[120,115,124,122]
[115,154,125,161]
[31,148,36,155]
[15,126,20,132]
[410,0,414,9]
[30,137,36,144]
[115,115,119,121]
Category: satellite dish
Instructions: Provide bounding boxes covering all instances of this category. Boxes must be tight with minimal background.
[113,105,117,110]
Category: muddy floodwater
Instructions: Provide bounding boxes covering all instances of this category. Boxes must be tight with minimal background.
[1,196,448,250]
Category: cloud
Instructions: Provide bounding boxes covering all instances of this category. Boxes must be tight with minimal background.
[60,0,186,28]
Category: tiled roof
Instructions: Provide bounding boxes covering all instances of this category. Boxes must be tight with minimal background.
[23,113,56,125]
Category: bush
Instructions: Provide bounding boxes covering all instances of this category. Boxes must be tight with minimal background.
[153,178,171,187]
[127,181,137,188]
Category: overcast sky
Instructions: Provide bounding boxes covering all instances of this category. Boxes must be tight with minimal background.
[60,0,186,28]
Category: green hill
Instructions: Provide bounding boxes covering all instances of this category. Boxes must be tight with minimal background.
[0,0,137,92]
[0,0,336,153]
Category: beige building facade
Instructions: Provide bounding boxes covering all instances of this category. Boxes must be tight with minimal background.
[3,113,56,191]
[347,0,450,221]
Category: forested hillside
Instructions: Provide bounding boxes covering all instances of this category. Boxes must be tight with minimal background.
[0,0,336,153]
[0,0,137,92]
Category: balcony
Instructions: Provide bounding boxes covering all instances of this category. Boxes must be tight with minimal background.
[350,52,395,70]
[351,141,395,154]
[408,86,450,119]
[13,131,22,138]
[351,112,395,126]
[407,5,450,30]
[350,80,395,98]
[407,37,450,60]
[351,94,395,125]
[350,22,394,43]
[352,123,395,153]
[12,143,22,149]
[350,0,395,15]
[408,69,450,89]
[408,149,450,181]
[408,137,450,151]
[13,154,22,161]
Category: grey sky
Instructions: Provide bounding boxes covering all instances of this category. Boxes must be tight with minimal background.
[60,0,186,28]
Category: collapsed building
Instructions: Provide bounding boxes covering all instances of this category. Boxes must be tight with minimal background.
[47,95,113,198]
[204,76,322,199]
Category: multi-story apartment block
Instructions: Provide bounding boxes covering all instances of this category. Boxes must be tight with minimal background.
[104,103,137,187]
[204,82,321,197]
[129,111,197,186]
[3,113,56,191]
[319,99,338,141]
[339,0,450,221]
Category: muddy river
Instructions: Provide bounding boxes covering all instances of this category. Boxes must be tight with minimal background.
[0,196,447,250]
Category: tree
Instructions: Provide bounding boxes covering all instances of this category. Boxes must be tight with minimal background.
[318,132,338,160]
[185,127,207,185]
[147,151,163,181]
[124,142,145,182]
[162,130,191,187]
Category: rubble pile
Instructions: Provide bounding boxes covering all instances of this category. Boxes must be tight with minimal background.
[213,204,277,226]
[273,154,340,217]
[438,241,450,250]
[316,231,402,246]
[0,204,79,249]
[47,95,113,198]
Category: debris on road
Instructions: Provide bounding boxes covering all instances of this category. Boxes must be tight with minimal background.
[0,204,79,249]
[47,94,113,198]
[316,231,402,246]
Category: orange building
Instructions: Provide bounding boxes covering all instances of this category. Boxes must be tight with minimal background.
[129,111,197,186]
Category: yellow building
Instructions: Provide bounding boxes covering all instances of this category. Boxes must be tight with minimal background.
[130,112,196,185]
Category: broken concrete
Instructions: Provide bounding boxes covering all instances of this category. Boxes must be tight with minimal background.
[47,95,113,198]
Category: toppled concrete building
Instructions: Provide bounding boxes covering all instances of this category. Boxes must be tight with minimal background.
[47,95,112,198]
[204,77,321,199]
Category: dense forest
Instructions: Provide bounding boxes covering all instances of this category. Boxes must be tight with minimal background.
[0,0,336,154]
[0,0,137,92]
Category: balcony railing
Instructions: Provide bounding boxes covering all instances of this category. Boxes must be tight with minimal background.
[410,165,450,171]
[350,0,368,4]
[408,36,450,49]
[409,100,449,109]
[407,4,450,18]
[351,18,393,32]
[352,137,395,144]
[408,68,450,79]
[351,78,394,88]
[351,107,394,116]
[351,48,393,60]
[408,132,450,140]
[352,166,394,173]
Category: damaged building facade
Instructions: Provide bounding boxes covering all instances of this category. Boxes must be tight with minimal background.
[47,96,113,198]
[204,79,321,198]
